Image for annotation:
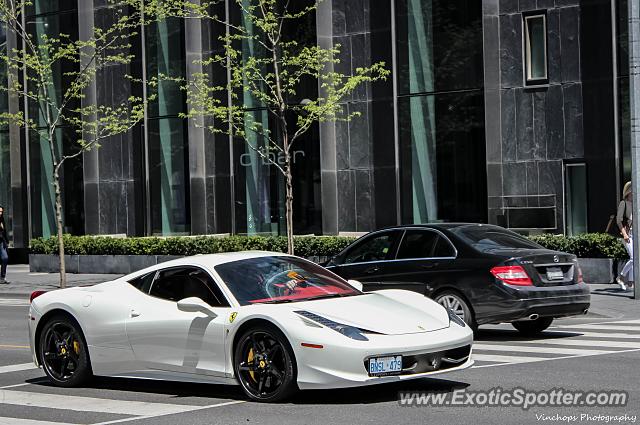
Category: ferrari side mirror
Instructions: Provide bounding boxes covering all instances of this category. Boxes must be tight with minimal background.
[177,297,218,318]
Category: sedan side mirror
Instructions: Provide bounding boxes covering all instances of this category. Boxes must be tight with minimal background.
[347,279,364,291]
[177,297,218,318]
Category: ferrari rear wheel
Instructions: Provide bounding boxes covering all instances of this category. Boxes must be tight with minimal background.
[39,315,92,387]
[234,325,297,402]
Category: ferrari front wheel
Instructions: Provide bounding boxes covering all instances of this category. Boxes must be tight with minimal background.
[234,324,297,402]
[39,315,92,387]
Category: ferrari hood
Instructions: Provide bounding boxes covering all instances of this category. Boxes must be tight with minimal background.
[291,292,449,335]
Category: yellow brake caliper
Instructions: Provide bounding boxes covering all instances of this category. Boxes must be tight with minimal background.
[248,348,256,382]
[73,340,80,355]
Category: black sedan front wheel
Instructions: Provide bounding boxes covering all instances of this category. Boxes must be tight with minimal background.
[512,317,554,335]
[435,291,477,330]
[234,325,297,402]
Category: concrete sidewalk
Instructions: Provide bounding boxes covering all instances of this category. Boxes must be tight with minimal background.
[0,264,122,298]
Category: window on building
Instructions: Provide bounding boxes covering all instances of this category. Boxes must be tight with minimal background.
[524,14,548,84]
[565,163,588,236]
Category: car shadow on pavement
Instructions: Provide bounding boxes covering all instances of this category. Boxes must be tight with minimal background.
[474,328,583,342]
[591,287,636,298]
[289,378,470,405]
[25,376,247,400]
[24,376,469,405]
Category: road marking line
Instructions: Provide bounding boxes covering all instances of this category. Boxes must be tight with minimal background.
[0,345,30,349]
[558,324,640,332]
[0,363,37,374]
[0,417,79,425]
[0,390,203,416]
[93,400,247,425]
[0,383,33,390]
[472,348,640,369]
[533,339,640,349]
[473,344,610,356]
[0,299,29,306]
[471,354,543,364]
[607,319,640,324]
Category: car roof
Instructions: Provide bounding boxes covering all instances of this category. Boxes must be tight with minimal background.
[123,251,292,280]
[374,223,501,231]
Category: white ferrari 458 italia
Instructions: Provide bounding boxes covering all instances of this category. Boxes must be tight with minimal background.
[28,252,473,402]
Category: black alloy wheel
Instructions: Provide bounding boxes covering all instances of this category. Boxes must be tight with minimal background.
[234,325,297,402]
[39,316,92,387]
[512,317,554,336]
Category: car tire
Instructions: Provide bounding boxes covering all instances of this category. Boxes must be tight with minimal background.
[38,315,92,387]
[234,324,298,402]
[512,317,554,336]
[435,291,477,331]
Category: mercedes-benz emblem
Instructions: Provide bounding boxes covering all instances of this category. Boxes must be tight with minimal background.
[553,255,559,263]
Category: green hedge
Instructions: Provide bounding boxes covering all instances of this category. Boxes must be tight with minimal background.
[29,235,357,258]
[530,233,628,260]
[29,232,629,260]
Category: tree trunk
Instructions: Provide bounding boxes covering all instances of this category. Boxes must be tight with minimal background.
[53,167,66,288]
[284,151,294,255]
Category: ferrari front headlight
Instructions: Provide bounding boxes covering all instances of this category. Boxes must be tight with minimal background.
[295,310,369,341]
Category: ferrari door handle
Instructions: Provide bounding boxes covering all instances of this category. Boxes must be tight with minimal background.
[130,309,141,318]
[365,266,379,274]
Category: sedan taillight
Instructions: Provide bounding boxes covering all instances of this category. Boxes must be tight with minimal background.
[576,265,584,283]
[30,291,47,303]
[490,265,533,286]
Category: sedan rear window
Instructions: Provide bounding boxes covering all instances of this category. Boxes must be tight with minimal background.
[450,225,542,252]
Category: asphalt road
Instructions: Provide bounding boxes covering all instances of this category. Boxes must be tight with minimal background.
[1,290,639,425]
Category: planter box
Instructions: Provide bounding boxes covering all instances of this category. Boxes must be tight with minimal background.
[29,254,330,274]
[576,258,615,284]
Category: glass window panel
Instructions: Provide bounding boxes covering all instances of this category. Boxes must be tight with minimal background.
[396,230,440,259]
[148,118,190,235]
[399,91,487,224]
[396,0,483,95]
[343,231,401,264]
[146,17,185,118]
[565,164,588,236]
[525,15,547,81]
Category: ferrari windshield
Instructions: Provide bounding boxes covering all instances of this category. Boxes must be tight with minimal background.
[215,256,361,305]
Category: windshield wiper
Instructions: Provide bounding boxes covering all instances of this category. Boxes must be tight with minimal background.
[299,293,359,301]
[255,299,295,304]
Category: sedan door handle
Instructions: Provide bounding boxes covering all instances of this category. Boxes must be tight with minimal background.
[130,309,141,318]
[421,263,439,269]
[365,266,379,274]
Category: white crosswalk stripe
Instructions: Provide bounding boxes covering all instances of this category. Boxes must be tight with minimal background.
[0,298,29,307]
[0,417,75,425]
[471,319,640,368]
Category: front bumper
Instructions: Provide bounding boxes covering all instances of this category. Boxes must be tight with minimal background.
[293,323,473,390]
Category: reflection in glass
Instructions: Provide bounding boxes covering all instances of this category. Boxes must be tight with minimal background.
[399,92,487,224]
[148,118,189,235]
[146,17,189,235]
[525,15,547,81]
[565,164,588,236]
[396,0,483,95]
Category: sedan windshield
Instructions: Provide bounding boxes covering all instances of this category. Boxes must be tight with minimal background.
[215,256,361,305]
[450,225,543,252]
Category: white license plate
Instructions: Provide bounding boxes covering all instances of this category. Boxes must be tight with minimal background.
[546,268,564,280]
[368,355,402,376]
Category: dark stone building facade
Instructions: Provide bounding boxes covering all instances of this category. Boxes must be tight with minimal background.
[0,0,634,248]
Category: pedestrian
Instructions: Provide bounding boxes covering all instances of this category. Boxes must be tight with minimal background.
[0,205,8,284]
[616,182,633,291]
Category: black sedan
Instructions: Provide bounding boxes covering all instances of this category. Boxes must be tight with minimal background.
[326,223,591,335]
